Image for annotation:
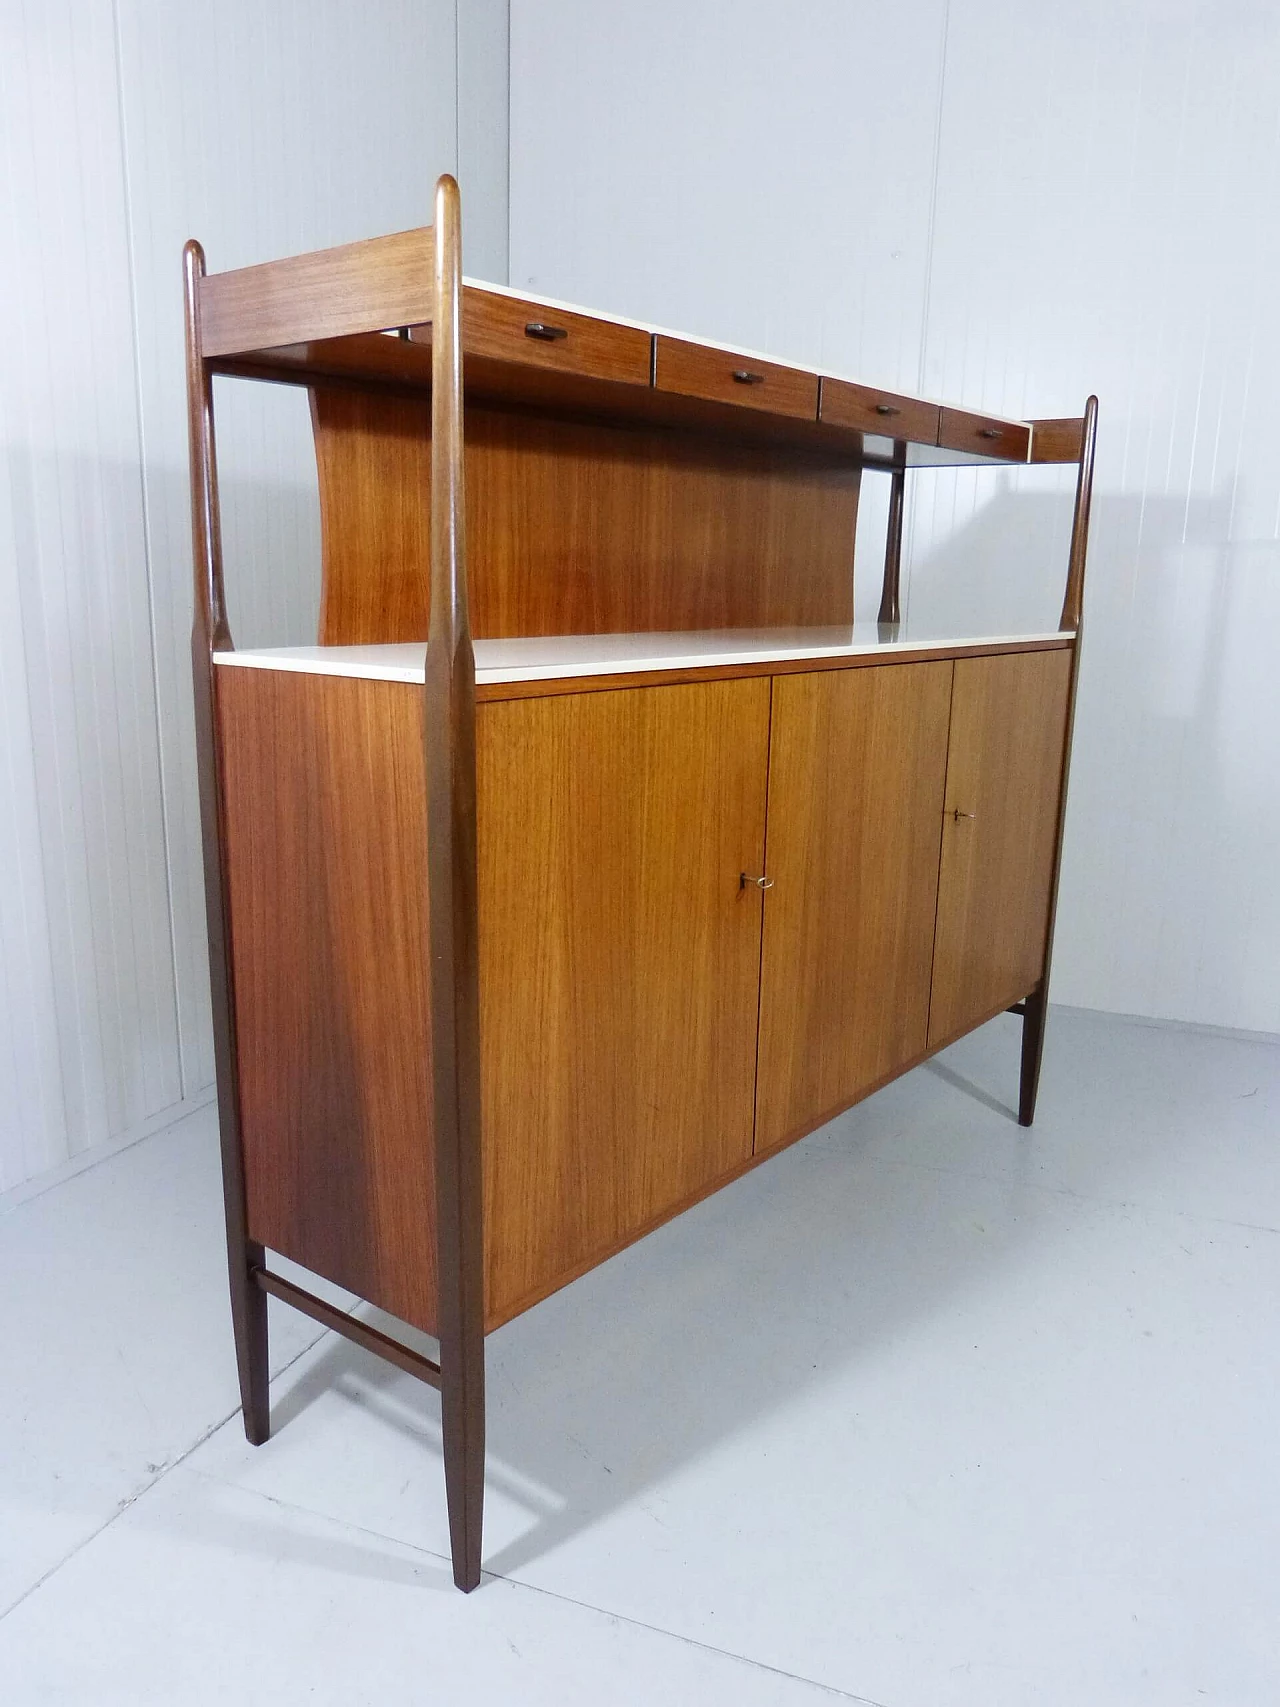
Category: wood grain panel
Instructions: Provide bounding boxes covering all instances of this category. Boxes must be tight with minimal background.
[819,376,939,445]
[312,390,432,644]
[477,679,770,1322]
[313,397,859,642]
[755,662,953,1151]
[199,227,435,357]
[218,666,438,1335]
[410,290,651,384]
[654,336,819,419]
[928,650,1072,1046]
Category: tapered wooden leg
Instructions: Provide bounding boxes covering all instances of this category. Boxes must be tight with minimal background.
[441,1334,485,1591]
[232,1239,271,1444]
[1018,984,1048,1127]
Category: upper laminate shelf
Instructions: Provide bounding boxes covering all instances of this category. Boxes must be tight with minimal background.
[214,624,1075,691]
[200,233,1081,468]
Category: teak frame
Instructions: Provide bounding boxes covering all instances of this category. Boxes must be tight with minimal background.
[186,181,485,1589]
[185,176,1097,1593]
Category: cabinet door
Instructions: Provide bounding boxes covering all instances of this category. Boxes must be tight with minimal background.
[928,649,1072,1048]
[478,678,770,1323]
[756,662,953,1151]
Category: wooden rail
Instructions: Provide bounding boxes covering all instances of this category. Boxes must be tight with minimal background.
[252,1268,442,1388]
[199,226,436,357]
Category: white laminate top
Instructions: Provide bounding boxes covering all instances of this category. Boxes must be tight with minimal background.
[212,625,1074,687]
[461,278,1029,439]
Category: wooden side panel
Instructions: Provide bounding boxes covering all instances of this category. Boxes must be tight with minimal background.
[313,390,432,645]
[219,667,438,1335]
[199,226,435,357]
[928,650,1073,1046]
[1030,416,1086,464]
[755,662,953,1151]
[312,395,859,643]
[477,679,770,1324]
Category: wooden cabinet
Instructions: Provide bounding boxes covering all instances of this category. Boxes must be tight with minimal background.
[188,178,1097,1590]
[216,642,1077,1338]
[755,662,952,1150]
[929,650,1073,1047]
[477,679,770,1321]
[478,650,1076,1308]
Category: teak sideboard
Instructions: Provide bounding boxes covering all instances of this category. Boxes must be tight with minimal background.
[185,177,1097,1590]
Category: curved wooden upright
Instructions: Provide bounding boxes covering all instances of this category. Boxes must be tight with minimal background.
[422,174,486,1593]
[183,238,270,1447]
[1012,393,1098,1124]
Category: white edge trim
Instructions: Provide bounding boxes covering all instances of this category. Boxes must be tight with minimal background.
[213,630,1076,687]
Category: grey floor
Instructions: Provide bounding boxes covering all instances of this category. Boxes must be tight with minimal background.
[2,1007,1278,1705]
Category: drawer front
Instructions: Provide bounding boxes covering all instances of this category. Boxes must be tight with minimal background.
[819,377,939,445]
[654,336,819,419]
[457,291,652,385]
[937,407,1030,461]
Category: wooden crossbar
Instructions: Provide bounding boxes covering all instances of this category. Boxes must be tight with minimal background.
[252,1266,442,1389]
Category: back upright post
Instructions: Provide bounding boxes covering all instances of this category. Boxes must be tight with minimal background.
[183,240,271,1442]
[878,450,906,628]
[1018,394,1098,1126]
[423,174,486,1592]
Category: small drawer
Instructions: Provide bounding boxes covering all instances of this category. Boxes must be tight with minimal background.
[937,407,1030,462]
[653,336,819,420]
[415,291,652,386]
[819,378,939,445]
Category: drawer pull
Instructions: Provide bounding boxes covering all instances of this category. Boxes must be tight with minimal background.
[951,809,976,822]
[732,369,764,385]
[525,321,568,341]
[874,403,900,416]
[977,427,1002,439]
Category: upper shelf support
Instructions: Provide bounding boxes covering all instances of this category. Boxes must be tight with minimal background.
[1060,396,1098,631]
[878,452,906,628]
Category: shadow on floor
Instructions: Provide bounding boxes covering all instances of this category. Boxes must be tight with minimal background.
[256,1011,1065,1578]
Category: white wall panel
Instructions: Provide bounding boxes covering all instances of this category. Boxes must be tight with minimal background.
[510,0,947,378]
[116,0,460,1099]
[1,2,508,1193]
[0,427,67,1191]
[1,0,179,1186]
[459,0,512,283]
[508,0,1280,1034]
